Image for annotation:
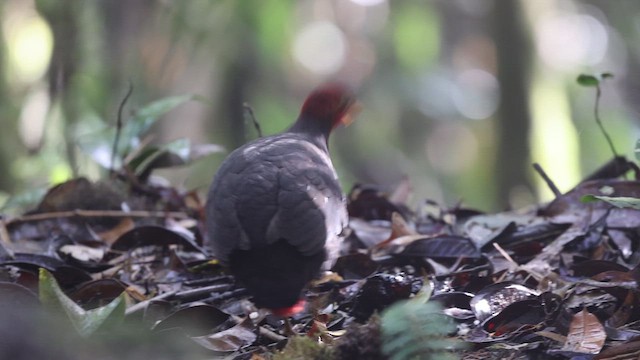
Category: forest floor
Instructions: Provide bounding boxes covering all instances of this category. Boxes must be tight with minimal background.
[1,156,640,360]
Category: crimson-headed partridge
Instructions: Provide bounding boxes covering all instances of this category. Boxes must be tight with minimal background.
[206,83,358,315]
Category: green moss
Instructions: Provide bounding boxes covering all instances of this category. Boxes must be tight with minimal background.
[273,336,334,360]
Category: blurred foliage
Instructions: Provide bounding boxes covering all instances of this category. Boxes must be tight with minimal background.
[381,296,464,360]
[273,335,335,360]
[1,0,640,212]
[39,268,126,338]
[393,3,439,72]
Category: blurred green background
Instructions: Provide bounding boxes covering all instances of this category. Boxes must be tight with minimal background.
[1,0,639,213]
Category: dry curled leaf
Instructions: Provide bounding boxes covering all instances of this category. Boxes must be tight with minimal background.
[561,308,605,354]
[190,317,257,352]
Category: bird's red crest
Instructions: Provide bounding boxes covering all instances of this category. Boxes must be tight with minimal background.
[300,82,358,128]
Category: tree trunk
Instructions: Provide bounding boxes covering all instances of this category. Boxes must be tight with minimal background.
[493,0,534,208]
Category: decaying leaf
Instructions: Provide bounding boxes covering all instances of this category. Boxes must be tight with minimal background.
[59,244,104,263]
[39,268,126,337]
[561,308,606,354]
[190,317,257,352]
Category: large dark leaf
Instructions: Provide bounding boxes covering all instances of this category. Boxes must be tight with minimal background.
[399,235,480,259]
[107,226,205,259]
[190,317,257,352]
[39,268,126,337]
[470,282,539,322]
[152,304,230,336]
[69,278,128,309]
[0,281,39,310]
[332,253,379,279]
[0,253,92,288]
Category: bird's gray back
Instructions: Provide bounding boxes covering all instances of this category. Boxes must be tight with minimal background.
[206,133,347,265]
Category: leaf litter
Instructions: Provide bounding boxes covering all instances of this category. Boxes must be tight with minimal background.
[2,153,640,358]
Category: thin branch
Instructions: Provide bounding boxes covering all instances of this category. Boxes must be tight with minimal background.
[172,283,234,301]
[231,314,287,342]
[111,82,134,173]
[532,163,561,197]
[5,209,189,226]
[125,290,178,316]
[594,84,618,158]
[493,243,517,265]
[243,102,262,138]
[0,220,13,257]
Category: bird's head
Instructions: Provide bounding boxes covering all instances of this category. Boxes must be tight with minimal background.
[299,82,361,130]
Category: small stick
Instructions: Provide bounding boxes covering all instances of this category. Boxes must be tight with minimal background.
[593,83,618,158]
[532,163,561,197]
[111,82,134,173]
[283,318,295,336]
[243,102,262,138]
[5,209,189,225]
[125,290,178,316]
[231,314,287,343]
[0,219,11,246]
[493,243,518,282]
[172,284,233,301]
[493,243,517,265]
[0,219,14,259]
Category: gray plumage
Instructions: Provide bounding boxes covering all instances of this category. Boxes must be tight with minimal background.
[205,83,356,311]
[206,131,347,270]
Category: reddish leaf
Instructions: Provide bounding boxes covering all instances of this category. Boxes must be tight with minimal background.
[561,308,606,354]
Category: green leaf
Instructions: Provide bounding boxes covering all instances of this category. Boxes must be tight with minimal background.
[581,194,640,210]
[76,94,195,169]
[129,139,190,177]
[577,74,599,87]
[393,3,440,71]
[381,299,466,360]
[126,94,195,142]
[39,268,126,337]
[581,194,599,203]
[1,187,48,213]
[577,72,613,87]
[128,138,225,177]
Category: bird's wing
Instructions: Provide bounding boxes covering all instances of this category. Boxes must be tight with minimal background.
[264,140,347,260]
[207,135,347,264]
[206,138,279,263]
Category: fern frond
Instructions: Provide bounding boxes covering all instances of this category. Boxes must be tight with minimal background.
[381,298,466,360]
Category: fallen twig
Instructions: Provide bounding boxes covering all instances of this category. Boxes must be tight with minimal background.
[532,163,561,197]
[173,284,234,301]
[6,209,189,225]
[125,290,178,316]
[0,219,11,246]
[243,102,262,138]
[231,314,287,343]
[111,82,134,173]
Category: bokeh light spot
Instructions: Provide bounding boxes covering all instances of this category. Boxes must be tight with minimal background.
[426,122,479,175]
[4,11,53,84]
[292,21,347,75]
[535,14,608,70]
[349,0,387,7]
[393,3,439,71]
[453,69,499,120]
